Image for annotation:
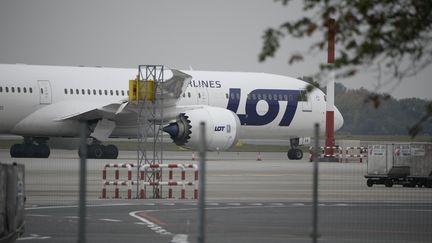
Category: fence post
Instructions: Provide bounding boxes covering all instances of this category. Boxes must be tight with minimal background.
[197,122,206,243]
[78,122,87,243]
[312,123,320,243]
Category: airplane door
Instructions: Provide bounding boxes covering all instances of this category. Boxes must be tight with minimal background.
[197,86,208,105]
[300,90,312,112]
[38,80,52,104]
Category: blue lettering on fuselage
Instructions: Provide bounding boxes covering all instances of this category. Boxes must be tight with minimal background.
[226,88,299,127]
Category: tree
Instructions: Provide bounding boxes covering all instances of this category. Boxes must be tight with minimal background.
[260,0,432,137]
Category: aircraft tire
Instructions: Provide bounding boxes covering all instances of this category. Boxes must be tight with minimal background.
[287,149,303,160]
[10,144,50,158]
[294,149,303,160]
[105,145,119,159]
[83,145,118,159]
[287,150,294,160]
[86,145,103,159]
[34,144,50,158]
[10,144,20,157]
[366,179,374,187]
[384,179,393,187]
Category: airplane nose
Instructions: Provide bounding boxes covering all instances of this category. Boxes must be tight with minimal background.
[334,106,344,131]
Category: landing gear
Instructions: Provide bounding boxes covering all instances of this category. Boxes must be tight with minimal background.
[288,148,303,160]
[287,138,303,160]
[79,140,119,159]
[10,137,50,158]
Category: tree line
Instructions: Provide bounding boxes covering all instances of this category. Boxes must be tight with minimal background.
[331,83,431,136]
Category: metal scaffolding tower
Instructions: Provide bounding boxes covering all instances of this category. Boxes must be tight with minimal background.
[130,65,165,198]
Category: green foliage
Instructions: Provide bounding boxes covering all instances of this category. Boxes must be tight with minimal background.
[261,0,432,137]
[260,0,432,80]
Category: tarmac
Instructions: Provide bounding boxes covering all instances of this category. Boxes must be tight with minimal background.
[1,149,431,243]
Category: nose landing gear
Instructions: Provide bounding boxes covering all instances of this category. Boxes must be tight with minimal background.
[287,138,303,160]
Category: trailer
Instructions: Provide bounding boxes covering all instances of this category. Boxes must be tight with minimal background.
[365,143,432,188]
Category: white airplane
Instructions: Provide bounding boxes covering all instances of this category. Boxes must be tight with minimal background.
[0,64,343,160]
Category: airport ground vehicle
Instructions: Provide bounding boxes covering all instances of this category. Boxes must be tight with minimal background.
[365,143,432,188]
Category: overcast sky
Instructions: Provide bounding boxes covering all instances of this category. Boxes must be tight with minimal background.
[0,0,430,100]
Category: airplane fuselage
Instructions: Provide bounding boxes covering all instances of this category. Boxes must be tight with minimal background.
[0,64,343,141]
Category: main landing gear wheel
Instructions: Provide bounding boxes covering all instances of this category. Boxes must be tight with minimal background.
[287,148,303,160]
[79,144,119,159]
[10,137,50,158]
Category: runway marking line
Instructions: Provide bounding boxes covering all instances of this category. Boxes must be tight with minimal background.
[25,203,135,210]
[99,218,123,223]
[26,214,51,217]
[17,234,51,241]
[137,212,167,226]
[130,210,189,242]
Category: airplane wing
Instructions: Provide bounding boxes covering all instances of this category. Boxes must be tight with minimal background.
[56,69,192,122]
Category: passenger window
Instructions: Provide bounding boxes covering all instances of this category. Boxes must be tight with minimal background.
[110,90,113,96]
[225,93,229,99]
[64,88,68,94]
[116,90,119,96]
[187,92,191,98]
[198,93,201,98]
[5,87,9,93]
[12,87,15,93]
[39,88,42,94]
[121,90,125,96]
[29,88,32,93]
[93,89,96,95]
[278,94,283,100]
[104,90,108,95]
[236,93,240,100]
[268,94,272,100]
[87,89,91,95]
[70,89,73,94]
[17,87,21,93]
[182,93,185,98]
[273,94,277,100]
[257,93,262,100]
[23,87,27,93]
[263,93,267,100]
[99,90,102,95]
[81,89,85,95]
[252,94,257,100]
[76,89,79,95]
[0,87,3,92]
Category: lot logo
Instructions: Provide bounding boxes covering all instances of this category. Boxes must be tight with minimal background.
[214,126,225,131]
[226,88,299,127]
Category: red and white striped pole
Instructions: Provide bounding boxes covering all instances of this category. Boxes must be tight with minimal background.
[325,18,336,159]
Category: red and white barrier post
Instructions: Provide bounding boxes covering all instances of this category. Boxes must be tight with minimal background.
[345,147,368,163]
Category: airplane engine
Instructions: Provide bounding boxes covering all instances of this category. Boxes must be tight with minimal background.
[163,107,241,151]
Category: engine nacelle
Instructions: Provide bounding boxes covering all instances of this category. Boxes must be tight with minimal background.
[163,106,241,151]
